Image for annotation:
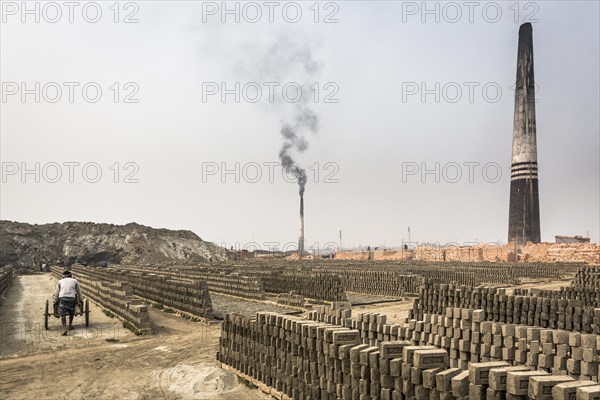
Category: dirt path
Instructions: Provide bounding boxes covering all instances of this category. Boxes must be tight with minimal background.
[0,274,131,358]
[0,275,268,400]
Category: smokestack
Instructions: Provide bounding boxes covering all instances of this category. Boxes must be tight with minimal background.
[508,23,541,244]
[298,194,305,255]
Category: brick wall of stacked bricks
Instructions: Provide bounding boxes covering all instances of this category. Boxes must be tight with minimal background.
[308,306,403,347]
[412,281,600,333]
[231,260,579,293]
[251,269,348,302]
[318,262,569,296]
[111,265,266,300]
[318,269,420,297]
[322,303,600,376]
[513,287,600,309]
[276,292,306,308]
[396,262,578,286]
[51,266,152,334]
[218,307,600,400]
[69,265,214,319]
[321,257,584,279]
[98,261,582,302]
[193,270,266,300]
[573,267,600,290]
[0,265,14,301]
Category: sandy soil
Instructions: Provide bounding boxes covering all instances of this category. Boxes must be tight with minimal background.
[0,275,269,400]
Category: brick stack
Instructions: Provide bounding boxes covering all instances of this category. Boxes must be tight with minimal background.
[312,303,600,379]
[217,309,600,399]
[403,309,600,380]
[199,271,266,300]
[321,269,421,297]
[256,271,347,302]
[112,260,583,301]
[111,265,266,300]
[514,286,600,309]
[307,306,411,347]
[276,292,305,308]
[573,267,600,290]
[217,312,361,399]
[218,311,426,400]
[412,281,600,333]
[69,265,214,319]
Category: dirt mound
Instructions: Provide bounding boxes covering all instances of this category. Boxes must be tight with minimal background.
[0,220,228,269]
[155,364,238,399]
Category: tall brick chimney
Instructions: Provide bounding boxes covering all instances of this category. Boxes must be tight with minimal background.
[508,23,541,244]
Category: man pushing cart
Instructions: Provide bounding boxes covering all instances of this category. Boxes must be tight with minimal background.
[54,270,83,335]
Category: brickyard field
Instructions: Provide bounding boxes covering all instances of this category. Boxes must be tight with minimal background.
[2,259,600,399]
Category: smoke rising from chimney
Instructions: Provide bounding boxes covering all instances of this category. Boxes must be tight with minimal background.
[268,36,320,256]
[239,34,321,253]
[279,106,319,196]
[238,34,321,194]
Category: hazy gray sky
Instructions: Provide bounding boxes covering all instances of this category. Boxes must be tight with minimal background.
[1,1,598,250]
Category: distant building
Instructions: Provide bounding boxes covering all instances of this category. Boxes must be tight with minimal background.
[555,235,590,244]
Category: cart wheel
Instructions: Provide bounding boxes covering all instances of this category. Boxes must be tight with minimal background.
[44,300,49,330]
[85,299,90,327]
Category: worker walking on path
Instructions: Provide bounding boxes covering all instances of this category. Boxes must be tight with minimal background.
[54,270,83,336]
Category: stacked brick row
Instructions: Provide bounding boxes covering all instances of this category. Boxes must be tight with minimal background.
[254,270,347,302]
[238,260,579,291]
[0,265,14,301]
[115,265,266,300]
[399,262,575,286]
[573,267,600,290]
[124,273,213,319]
[71,260,582,304]
[217,309,600,399]
[70,265,214,319]
[401,308,600,379]
[325,270,420,297]
[514,287,600,308]
[307,306,408,348]
[132,260,583,301]
[412,281,600,333]
[51,266,151,333]
[312,302,600,379]
[194,271,266,300]
[276,292,305,308]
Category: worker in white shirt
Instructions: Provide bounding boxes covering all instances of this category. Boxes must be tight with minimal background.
[54,270,83,336]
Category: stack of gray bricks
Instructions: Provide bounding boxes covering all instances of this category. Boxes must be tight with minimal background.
[69,265,214,319]
[218,309,600,399]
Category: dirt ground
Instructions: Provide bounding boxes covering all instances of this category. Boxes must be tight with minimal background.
[0,275,269,400]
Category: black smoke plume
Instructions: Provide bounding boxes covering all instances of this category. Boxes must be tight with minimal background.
[278,105,319,196]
